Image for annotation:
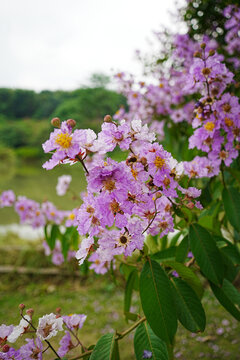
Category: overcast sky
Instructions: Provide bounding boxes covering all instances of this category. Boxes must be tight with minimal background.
[0,0,184,91]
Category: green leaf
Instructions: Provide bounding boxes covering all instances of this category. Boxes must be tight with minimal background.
[222,187,240,232]
[47,224,60,250]
[175,236,189,263]
[134,322,169,360]
[89,333,115,360]
[222,279,240,307]
[112,340,120,360]
[214,236,240,264]
[169,231,182,247]
[166,261,203,299]
[220,250,238,283]
[189,224,224,285]
[151,247,176,261]
[210,282,240,321]
[124,312,138,322]
[171,278,206,332]
[140,259,177,344]
[124,270,138,320]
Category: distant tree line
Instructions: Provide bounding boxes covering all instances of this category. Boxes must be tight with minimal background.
[0,84,126,159]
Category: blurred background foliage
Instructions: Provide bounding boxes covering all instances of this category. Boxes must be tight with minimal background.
[0,74,126,163]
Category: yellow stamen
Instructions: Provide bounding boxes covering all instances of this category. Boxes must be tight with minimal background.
[68,213,75,220]
[103,179,116,192]
[225,118,233,127]
[131,168,138,180]
[204,121,215,132]
[154,156,166,169]
[55,133,72,148]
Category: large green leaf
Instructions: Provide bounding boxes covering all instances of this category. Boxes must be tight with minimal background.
[166,261,204,299]
[175,235,189,263]
[151,247,176,261]
[134,322,169,360]
[189,224,224,285]
[214,235,240,265]
[171,278,206,332]
[222,187,240,232]
[140,259,177,344]
[210,282,240,321]
[124,270,138,320]
[222,279,240,307]
[45,224,60,250]
[89,333,115,360]
[220,250,238,283]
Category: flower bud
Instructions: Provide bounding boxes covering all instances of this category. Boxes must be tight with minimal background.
[2,344,10,353]
[66,119,76,128]
[208,49,215,56]
[19,303,25,311]
[104,115,112,123]
[26,308,34,317]
[200,43,206,49]
[193,51,202,58]
[140,157,147,166]
[56,307,61,314]
[51,117,60,127]
[186,202,195,209]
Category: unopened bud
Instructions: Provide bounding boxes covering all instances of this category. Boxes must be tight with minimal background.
[140,157,147,166]
[26,308,34,317]
[186,202,195,209]
[66,119,76,128]
[208,49,215,56]
[56,307,61,314]
[193,51,202,58]
[19,303,25,311]
[51,117,60,127]
[200,43,206,49]
[104,115,112,123]
[2,345,10,353]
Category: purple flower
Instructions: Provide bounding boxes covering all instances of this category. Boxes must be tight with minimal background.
[0,190,15,208]
[142,349,152,359]
[58,331,74,358]
[42,121,83,170]
[56,175,72,196]
[62,314,86,330]
[18,338,43,360]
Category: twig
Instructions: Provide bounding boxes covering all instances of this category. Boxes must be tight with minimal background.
[63,320,88,352]
[76,155,89,175]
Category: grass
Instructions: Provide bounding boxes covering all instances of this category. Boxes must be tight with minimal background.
[0,235,240,359]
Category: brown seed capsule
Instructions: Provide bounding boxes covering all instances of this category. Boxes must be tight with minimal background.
[208,49,215,56]
[51,117,60,128]
[19,303,25,310]
[2,344,10,353]
[193,51,202,58]
[186,202,195,209]
[56,307,61,314]
[66,119,76,128]
[104,115,112,123]
[26,308,34,316]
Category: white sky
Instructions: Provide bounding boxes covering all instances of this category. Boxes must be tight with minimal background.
[0,0,184,91]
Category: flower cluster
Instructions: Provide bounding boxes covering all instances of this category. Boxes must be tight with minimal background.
[40,117,202,265]
[224,5,240,69]
[0,306,86,360]
[185,44,240,177]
